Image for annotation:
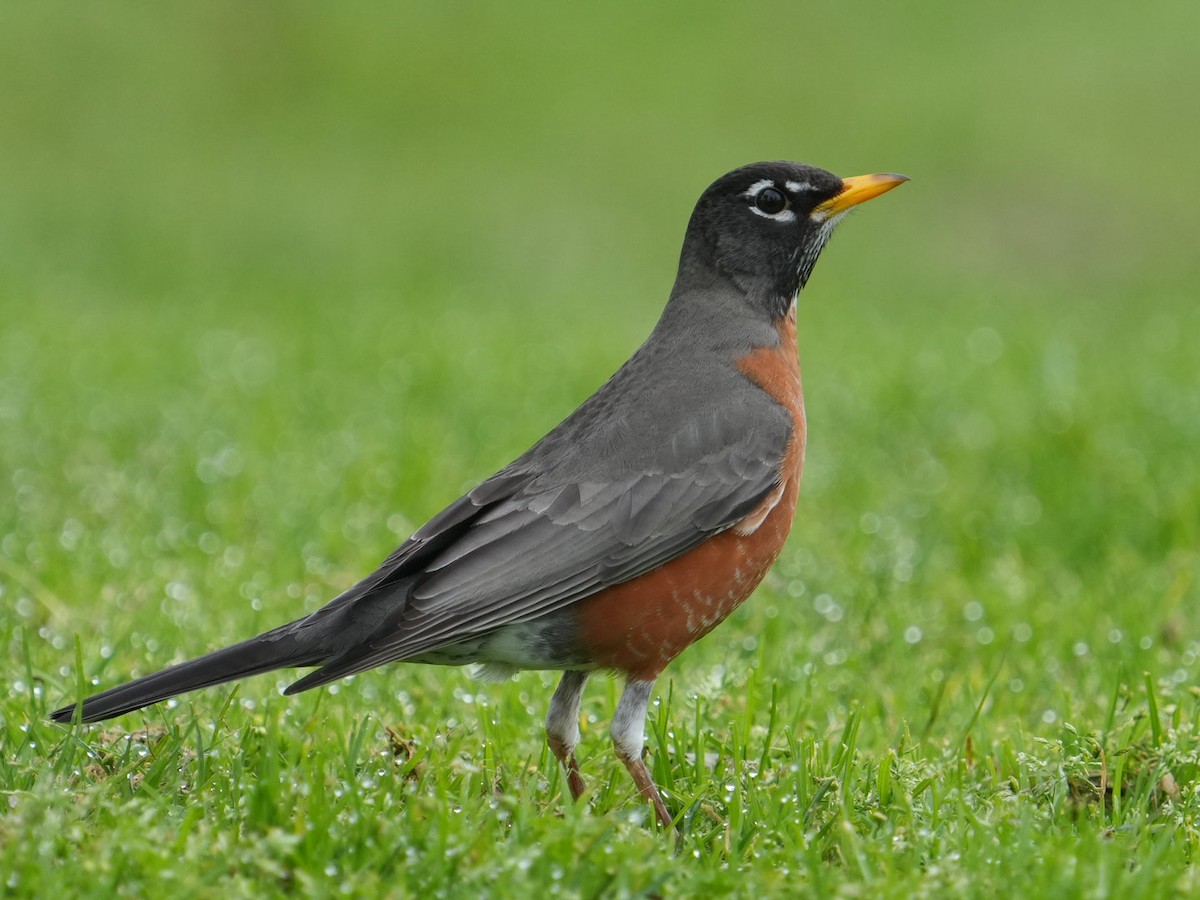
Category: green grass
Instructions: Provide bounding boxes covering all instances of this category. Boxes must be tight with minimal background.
[2,2,1200,897]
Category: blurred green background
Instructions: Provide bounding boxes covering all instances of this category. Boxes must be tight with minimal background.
[1,1,1199,895]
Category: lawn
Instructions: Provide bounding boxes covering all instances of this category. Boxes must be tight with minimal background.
[2,3,1199,897]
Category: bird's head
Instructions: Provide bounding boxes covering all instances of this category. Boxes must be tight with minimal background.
[677,161,908,318]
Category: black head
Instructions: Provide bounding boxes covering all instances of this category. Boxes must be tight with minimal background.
[676,161,908,318]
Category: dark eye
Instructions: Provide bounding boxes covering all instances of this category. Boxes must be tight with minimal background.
[755,187,787,215]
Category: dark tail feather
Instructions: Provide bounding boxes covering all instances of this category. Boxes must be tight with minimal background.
[49,621,327,724]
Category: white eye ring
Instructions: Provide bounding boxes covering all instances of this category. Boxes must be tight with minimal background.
[743,180,796,223]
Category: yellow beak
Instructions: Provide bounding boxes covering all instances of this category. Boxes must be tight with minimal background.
[812,173,909,220]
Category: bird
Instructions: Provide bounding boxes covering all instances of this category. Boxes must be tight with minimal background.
[51,161,907,832]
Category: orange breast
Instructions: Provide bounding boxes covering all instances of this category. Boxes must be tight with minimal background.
[575,309,806,680]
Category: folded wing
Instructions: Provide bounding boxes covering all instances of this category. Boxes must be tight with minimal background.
[285,403,790,691]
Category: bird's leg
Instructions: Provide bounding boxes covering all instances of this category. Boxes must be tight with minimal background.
[612,679,674,832]
[546,670,589,801]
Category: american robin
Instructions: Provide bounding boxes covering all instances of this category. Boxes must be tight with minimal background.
[51,161,907,831]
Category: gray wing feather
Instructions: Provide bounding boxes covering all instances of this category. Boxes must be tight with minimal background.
[287,397,792,691]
